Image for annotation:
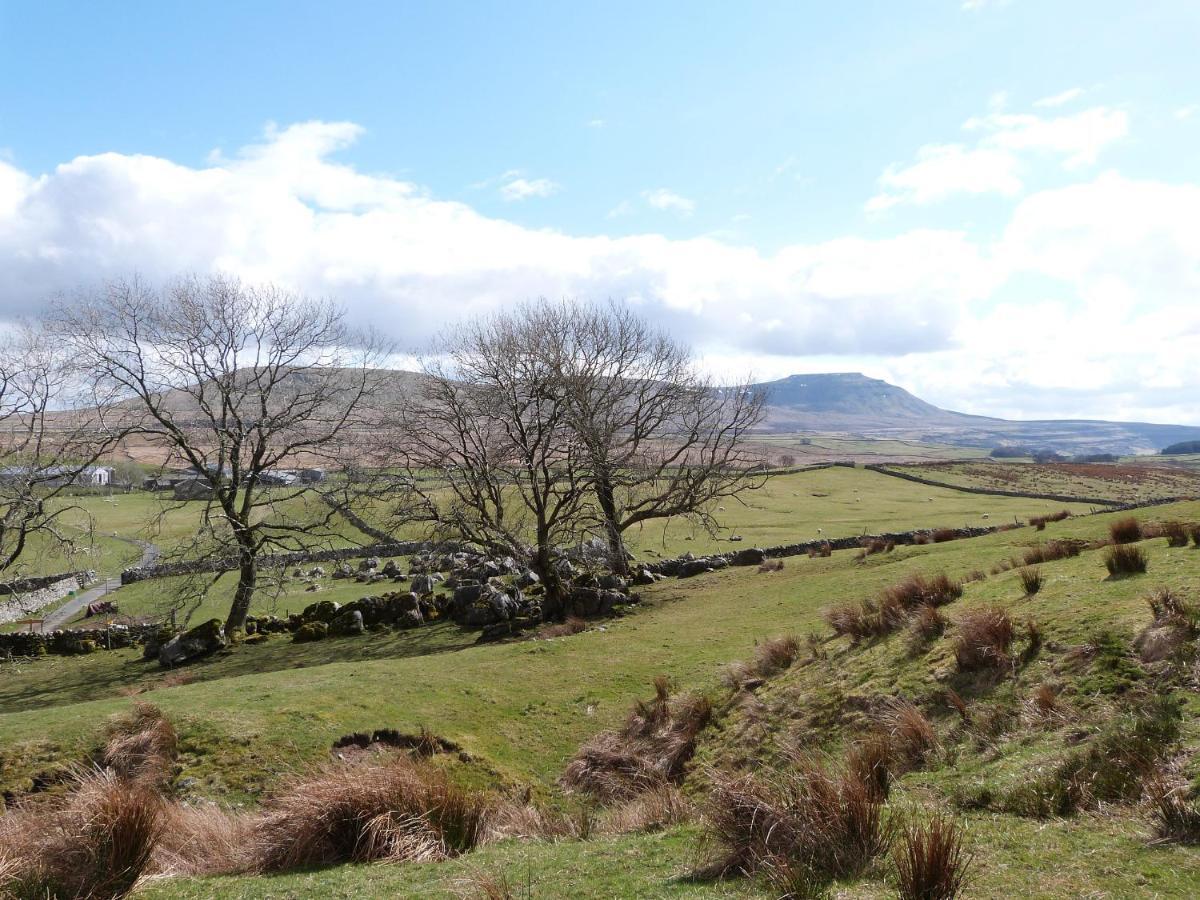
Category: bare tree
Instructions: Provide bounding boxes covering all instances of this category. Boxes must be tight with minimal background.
[58,275,390,632]
[538,301,768,574]
[0,321,121,586]
[397,311,592,619]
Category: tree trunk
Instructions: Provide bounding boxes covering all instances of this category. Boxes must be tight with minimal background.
[225,541,257,633]
[532,534,566,622]
[596,478,629,576]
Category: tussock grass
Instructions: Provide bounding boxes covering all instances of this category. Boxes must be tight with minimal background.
[251,755,489,871]
[894,812,972,900]
[828,573,963,643]
[0,768,164,900]
[698,755,891,890]
[1018,567,1043,596]
[561,676,711,802]
[100,702,178,787]
[881,699,938,770]
[1145,765,1200,845]
[1021,539,1081,566]
[1105,544,1148,576]
[953,607,1015,672]
[1109,517,1143,545]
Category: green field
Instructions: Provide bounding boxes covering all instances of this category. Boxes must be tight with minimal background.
[3,493,1200,896]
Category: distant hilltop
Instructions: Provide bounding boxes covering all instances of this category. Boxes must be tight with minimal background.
[751,372,1200,456]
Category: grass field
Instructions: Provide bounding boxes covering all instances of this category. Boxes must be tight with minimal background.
[888,459,1200,504]
[3,496,1200,896]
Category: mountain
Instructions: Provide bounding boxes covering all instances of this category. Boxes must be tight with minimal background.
[753,373,1200,456]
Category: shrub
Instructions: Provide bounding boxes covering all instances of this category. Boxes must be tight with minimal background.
[753,636,800,676]
[0,768,164,899]
[699,758,891,887]
[1105,544,1148,577]
[561,677,712,802]
[894,812,973,900]
[251,755,489,871]
[1018,567,1043,595]
[953,607,1015,672]
[1109,517,1142,544]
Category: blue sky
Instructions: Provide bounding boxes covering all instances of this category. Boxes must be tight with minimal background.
[2,1,1199,423]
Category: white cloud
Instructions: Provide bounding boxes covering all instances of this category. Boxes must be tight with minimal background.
[1033,87,1084,108]
[586,118,606,129]
[869,103,1127,209]
[499,175,559,201]
[0,121,994,359]
[1175,105,1198,120]
[962,0,1011,11]
[867,143,1022,211]
[642,188,695,215]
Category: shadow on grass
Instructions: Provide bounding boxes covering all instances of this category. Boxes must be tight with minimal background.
[0,622,480,715]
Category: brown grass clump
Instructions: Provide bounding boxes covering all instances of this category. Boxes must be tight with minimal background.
[151,803,250,877]
[910,604,947,642]
[0,767,165,899]
[882,699,938,769]
[807,542,832,559]
[944,688,970,724]
[963,569,986,584]
[953,607,1015,672]
[1021,540,1081,565]
[100,702,178,786]
[757,558,785,573]
[1135,588,1199,663]
[1018,567,1044,596]
[931,528,958,544]
[894,812,973,900]
[1191,524,1200,548]
[845,733,893,802]
[698,757,891,889]
[828,573,963,644]
[1105,544,1148,577]
[753,636,800,677]
[601,784,692,834]
[1023,683,1067,725]
[1161,521,1190,548]
[250,755,489,871]
[857,538,895,559]
[538,616,587,638]
[561,677,712,802]
[1109,516,1143,544]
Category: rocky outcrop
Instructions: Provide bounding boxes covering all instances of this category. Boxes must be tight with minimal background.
[158,619,227,667]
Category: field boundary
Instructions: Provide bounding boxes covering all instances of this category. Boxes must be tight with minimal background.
[863,463,1126,506]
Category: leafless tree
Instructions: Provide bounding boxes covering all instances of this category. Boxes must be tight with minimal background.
[396,311,592,619]
[0,321,121,587]
[537,301,768,574]
[57,275,391,632]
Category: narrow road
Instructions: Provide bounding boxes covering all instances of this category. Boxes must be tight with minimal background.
[40,538,159,632]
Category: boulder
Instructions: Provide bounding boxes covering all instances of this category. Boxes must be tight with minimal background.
[455,584,521,627]
[597,573,627,591]
[732,547,766,566]
[381,560,400,577]
[410,573,437,595]
[300,599,342,623]
[631,569,659,586]
[358,557,380,572]
[515,569,540,589]
[292,622,329,643]
[329,609,365,636]
[332,563,354,580]
[158,619,227,667]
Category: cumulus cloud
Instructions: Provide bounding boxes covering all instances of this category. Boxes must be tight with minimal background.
[0,121,992,358]
[868,103,1128,209]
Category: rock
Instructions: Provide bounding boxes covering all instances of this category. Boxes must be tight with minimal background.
[308,566,326,577]
[631,569,659,586]
[332,563,353,580]
[292,568,304,577]
[300,599,342,623]
[455,584,521,627]
[358,557,380,572]
[381,560,400,577]
[329,609,365,636]
[143,625,177,661]
[732,547,766,566]
[729,535,744,542]
[597,573,627,591]
[678,556,730,578]
[515,569,540,589]
[305,583,321,592]
[292,622,328,643]
[410,574,437,595]
[159,619,227,667]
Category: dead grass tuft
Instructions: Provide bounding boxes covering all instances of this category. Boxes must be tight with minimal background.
[538,616,588,639]
[1109,517,1143,544]
[561,677,712,802]
[100,702,178,787]
[953,607,1015,672]
[1018,567,1044,596]
[1105,544,1148,577]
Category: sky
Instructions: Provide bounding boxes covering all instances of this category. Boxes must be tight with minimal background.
[1,1,1199,422]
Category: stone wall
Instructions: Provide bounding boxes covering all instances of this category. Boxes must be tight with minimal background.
[0,622,161,658]
[863,464,1124,506]
[0,571,88,596]
[120,541,437,584]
